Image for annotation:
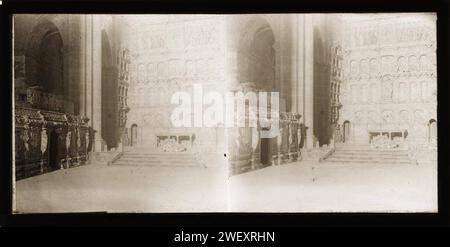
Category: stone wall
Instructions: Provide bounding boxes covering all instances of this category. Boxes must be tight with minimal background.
[13,15,128,179]
[338,14,437,145]
[125,15,228,155]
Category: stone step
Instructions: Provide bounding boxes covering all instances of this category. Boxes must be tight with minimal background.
[112,161,201,167]
[122,152,194,156]
[334,153,409,156]
[329,155,409,161]
[111,150,201,167]
[324,144,413,165]
[328,156,410,161]
[333,149,408,154]
[335,148,408,153]
[323,158,412,164]
[325,155,411,162]
[119,155,197,160]
[117,159,198,164]
[332,153,409,159]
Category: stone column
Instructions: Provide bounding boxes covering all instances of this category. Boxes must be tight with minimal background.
[92,15,103,151]
[290,15,299,113]
[79,15,87,117]
[81,15,103,152]
[273,40,282,92]
[297,15,315,149]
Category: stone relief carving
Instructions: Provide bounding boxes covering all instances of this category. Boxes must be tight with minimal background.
[350,85,357,103]
[381,56,396,75]
[157,62,167,78]
[410,82,421,101]
[143,114,153,125]
[362,85,369,102]
[370,84,378,103]
[397,56,408,73]
[21,129,30,152]
[368,111,379,124]
[369,58,380,77]
[40,128,48,154]
[77,128,82,149]
[429,81,437,98]
[399,110,410,123]
[350,21,435,48]
[85,131,89,151]
[65,131,72,153]
[421,81,429,101]
[419,55,429,72]
[355,111,364,123]
[414,109,425,124]
[350,60,358,78]
[185,60,195,76]
[184,25,218,48]
[360,59,369,76]
[146,63,156,81]
[28,127,39,150]
[408,55,419,72]
[148,35,165,49]
[382,80,393,100]
[381,110,394,123]
[251,127,259,151]
[398,82,409,102]
[137,63,146,82]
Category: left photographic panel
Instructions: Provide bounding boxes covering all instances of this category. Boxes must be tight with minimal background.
[12,14,229,213]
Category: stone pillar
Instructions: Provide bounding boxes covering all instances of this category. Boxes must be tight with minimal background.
[297,15,315,149]
[79,15,87,117]
[290,15,299,113]
[92,15,103,151]
[81,15,103,152]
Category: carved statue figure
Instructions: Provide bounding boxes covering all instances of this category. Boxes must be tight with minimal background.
[65,131,72,152]
[85,131,89,150]
[251,127,259,151]
[383,82,393,100]
[40,128,48,154]
[77,128,81,149]
[21,130,30,152]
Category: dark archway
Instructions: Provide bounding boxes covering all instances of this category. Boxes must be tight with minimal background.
[130,124,138,146]
[343,120,351,143]
[313,27,331,146]
[48,129,60,170]
[101,31,119,150]
[428,119,437,142]
[236,17,277,168]
[237,18,276,92]
[25,19,64,96]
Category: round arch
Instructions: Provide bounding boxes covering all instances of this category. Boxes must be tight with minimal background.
[237,17,277,92]
[25,18,64,96]
[428,119,437,142]
[130,123,139,147]
[343,120,351,143]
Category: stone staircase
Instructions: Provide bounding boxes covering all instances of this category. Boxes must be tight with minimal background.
[111,149,202,167]
[322,144,413,165]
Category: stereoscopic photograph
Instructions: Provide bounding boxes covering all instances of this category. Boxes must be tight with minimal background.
[12,13,437,213]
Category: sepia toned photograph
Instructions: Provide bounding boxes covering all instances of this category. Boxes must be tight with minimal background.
[12,13,437,213]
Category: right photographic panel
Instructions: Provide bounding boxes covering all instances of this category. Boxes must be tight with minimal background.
[226,13,437,213]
